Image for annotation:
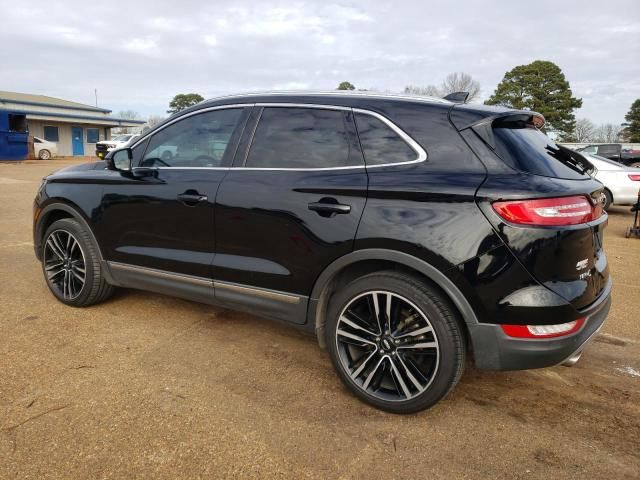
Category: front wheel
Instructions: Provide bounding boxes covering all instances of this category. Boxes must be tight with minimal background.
[325,271,466,413]
[42,218,114,307]
[38,149,51,160]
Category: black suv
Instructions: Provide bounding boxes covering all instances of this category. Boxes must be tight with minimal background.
[33,92,611,413]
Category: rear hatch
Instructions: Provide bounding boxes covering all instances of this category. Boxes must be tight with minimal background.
[453,108,610,311]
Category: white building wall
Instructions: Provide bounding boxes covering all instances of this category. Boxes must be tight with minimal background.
[28,120,110,157]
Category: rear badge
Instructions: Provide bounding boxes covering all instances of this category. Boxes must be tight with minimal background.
[576,258,591,279]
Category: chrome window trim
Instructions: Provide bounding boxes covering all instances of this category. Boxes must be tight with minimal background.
[129,102,427,172]
[128,103,253,152]
[352,107,427,166]
[236,103,427,171]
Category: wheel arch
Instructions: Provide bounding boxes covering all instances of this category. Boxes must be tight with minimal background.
[308,249,479,348]
[35,201,104,262]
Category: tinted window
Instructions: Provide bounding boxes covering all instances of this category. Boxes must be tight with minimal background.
[141,109,243,168]
[246,107,357,168]
[598,145,618,155]
[493,126,589,180]
[86,128,99,143]
[355,113,418,165]
[43,126,59,142]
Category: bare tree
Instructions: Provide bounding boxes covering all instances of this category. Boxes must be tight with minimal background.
[143,115,166,133]
[115,110,141,134]
[404,72,481,102]
[574,118,596,143]
[441,72,481,102]
[593,123,623,143]
[404,85,441,97]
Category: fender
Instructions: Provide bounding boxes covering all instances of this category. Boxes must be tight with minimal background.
[307,248,480,347]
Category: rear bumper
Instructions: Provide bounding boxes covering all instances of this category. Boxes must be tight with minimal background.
[469,282,612,370]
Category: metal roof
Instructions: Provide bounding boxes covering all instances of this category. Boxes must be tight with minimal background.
[0,90,112,113]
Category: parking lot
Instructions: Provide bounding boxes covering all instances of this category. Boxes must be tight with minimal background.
[1,158,639,479]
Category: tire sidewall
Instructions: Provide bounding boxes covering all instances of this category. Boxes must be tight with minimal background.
[42,219,99,307]
[325,272,464,413]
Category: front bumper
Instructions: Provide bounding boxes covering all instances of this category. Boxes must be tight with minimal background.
[469,281,612,370]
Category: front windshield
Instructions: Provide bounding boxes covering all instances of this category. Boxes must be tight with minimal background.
[112,135,132,142]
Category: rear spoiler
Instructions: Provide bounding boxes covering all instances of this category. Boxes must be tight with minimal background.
[451,109,546,150]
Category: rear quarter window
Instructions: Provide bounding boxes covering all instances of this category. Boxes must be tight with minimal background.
[492,126,589,180]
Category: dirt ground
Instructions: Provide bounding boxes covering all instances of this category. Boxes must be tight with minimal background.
[1,158,639,480]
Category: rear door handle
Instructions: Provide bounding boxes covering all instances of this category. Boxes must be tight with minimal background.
[177,192,208,206]
[308,199,351,217]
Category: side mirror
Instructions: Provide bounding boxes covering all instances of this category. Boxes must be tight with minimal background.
[107,148,132,171]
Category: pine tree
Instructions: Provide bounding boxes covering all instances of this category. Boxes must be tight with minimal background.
[485,61,582,139]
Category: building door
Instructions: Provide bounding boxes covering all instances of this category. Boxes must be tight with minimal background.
[71,127,84,155]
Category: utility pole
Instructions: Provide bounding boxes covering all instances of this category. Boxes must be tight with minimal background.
[94,89,98,107]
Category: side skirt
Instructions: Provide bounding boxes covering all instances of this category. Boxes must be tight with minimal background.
[107,261,308,325]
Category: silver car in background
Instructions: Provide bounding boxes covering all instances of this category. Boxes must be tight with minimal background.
[585,153,640,209]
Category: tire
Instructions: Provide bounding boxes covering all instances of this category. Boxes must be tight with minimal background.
[603,189,613,211]
[325,270,466,413]
[41,218,114,307]
[38,149,51,160]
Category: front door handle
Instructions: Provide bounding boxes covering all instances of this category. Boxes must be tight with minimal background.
[178,191,208,206]
[308,198,351,217]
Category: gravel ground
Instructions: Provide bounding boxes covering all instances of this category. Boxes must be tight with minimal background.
[1,158,639,480]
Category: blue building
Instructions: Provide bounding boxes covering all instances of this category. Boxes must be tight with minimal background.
[0,90,145,160]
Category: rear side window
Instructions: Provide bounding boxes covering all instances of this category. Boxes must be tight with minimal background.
[246,107,358,169]
[354,113,418,165]
[492,126,590,180]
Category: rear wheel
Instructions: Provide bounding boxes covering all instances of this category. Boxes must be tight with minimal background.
[42,218,114,307]
[603,189,613,211]
[326,271,465,413]
[38,149,51,160]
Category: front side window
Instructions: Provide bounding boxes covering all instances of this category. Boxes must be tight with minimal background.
[354,113,419,165]
[141,108,243,168]
[43,126,59,142]
[87,128,99,143]
[245,107,358,169]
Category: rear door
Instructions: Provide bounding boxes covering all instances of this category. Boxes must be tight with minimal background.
[213,105,367,323]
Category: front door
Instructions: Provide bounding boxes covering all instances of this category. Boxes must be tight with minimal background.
[96,107,249,280]
[71,127,84,155]
[213,106,368,323]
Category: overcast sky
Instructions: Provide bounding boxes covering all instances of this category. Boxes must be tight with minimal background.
[1,0,638,123]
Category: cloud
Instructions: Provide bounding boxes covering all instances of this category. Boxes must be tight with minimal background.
[0,0,638,123]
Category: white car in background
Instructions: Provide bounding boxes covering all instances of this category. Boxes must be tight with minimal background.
[585,153,640,209]
[33,136,57,160]
[95,133,140,159]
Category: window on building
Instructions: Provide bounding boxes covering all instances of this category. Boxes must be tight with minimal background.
[43,126,59,142]
[87,128,100,143]
[354,113,418,165]
[246,107,358,168]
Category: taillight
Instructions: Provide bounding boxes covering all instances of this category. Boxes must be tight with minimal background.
[629,174,640,181]
[492,195,601,226]
[501,318,585,339]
